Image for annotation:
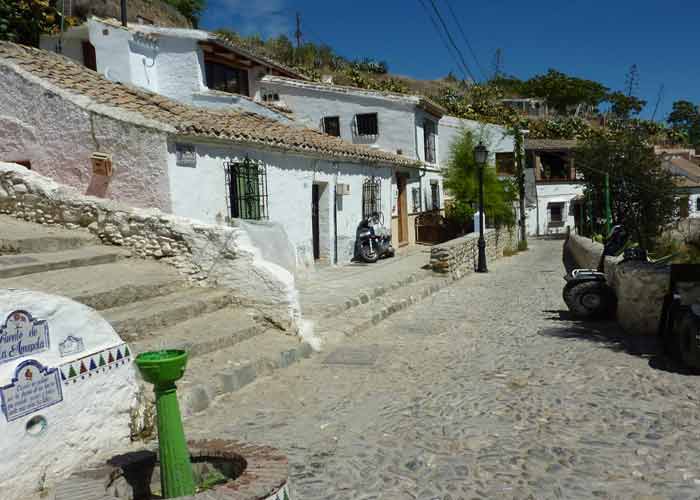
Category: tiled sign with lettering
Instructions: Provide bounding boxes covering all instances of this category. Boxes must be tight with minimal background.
[0,310,50,365]
[0,359,63,422]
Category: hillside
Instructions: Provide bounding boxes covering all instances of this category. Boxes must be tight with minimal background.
[71,0,190,28]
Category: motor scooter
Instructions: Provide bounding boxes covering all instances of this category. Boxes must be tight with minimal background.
[355,212,395,263]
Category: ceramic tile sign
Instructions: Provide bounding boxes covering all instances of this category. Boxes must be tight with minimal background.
[0,289,139,500]
[0,310,50,364]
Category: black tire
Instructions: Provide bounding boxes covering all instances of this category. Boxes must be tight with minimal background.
[359,242,379,263]
[676,311,700,368]
[563,281,616,319]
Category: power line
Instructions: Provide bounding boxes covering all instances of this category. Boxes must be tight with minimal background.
[443,0,487,81]
[416,0,469,81]
[426,0,478,82]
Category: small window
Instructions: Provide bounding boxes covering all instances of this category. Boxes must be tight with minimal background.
[696,198,700,212]
[323,116,341,137]
[412,186,422,213]
[205,60,250,96]
[423,119,437,164]
[175,143,196,168]
[362,177,382,218]
[549,204,564,225]
[496,152,516,176]
[430,181,440,210]
[356,113,378,136]
[224,158,268,220]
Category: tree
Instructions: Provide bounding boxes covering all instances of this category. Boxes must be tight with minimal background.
[606,91,647,119]
[443,130,516,233]
[575,128,677,250]
[667,100,700,147]
[522,69,609,115]
[0,0,60,46]
[162,0,205,28]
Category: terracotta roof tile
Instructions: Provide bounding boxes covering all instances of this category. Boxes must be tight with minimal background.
[0,42,418,167]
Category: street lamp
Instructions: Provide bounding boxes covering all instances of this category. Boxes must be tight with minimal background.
[474,142,488,273]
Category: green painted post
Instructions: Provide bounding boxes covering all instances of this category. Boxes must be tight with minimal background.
[587,192,594,239]
[604,174,612,238]
[135,350,196,498]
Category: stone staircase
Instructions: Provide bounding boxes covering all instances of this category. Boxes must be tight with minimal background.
[0,216,312,418]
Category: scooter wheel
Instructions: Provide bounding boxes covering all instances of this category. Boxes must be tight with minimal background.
[563,281,616,319]
[676,311,700,369]
[359,243,379,263]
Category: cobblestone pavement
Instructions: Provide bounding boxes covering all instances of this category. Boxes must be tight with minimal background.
[187,240,700,500]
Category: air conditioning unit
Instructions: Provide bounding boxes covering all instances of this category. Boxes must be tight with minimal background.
[336,183,351,196]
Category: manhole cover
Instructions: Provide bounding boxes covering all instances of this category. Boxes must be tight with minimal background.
[0,255,38,266]
[323,346,379,366]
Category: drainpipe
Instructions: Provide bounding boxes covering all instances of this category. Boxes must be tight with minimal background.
[333,180,338,264]
[121,0,128,27]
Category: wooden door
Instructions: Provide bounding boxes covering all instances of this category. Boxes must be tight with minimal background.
[397,174,408,245]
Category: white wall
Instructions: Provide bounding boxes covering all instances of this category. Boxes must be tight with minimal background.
[526,183,585,237]
[439,116,514,168]
[258,81,424,161]
[0,65,172,211]
[88,20,134,84]
[39,37,84,64]
[166,139,394,267]
[153,35,204,100]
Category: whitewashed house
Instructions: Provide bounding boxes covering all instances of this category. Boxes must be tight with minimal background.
[0,42,418,268]
[257,75,448,247]
[523,139,584,237]
[39,17,303,122]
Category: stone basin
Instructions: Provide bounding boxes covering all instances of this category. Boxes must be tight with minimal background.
[55,439,290,500]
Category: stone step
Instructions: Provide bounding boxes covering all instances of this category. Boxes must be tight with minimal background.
[102,288,236,341]
[0,260,188,311]
[130,306,264,359]
[0,214,97,254]
[178,329,313,416]
[300,267,434,320]
[0,246,128,279]
[314,271,456,346]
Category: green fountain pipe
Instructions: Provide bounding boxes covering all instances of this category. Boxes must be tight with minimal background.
[135,350,196,498]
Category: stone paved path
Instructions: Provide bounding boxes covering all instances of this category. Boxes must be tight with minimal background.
[187,240,700,500]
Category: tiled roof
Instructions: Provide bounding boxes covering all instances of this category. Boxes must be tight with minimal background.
[662,156,700,188]
[524,139,578,151]
[0,42,418,167]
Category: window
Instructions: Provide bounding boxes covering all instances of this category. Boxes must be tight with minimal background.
[356,113,378,136]
[82,41,96,71]
[549,203,564,225]
[224,158,268,220]
[696,198,700,212]
[261,92,280,102]
[412,186,421,213]
[323,116,341,137]
[175,143,196,168]
[430,181,440,210]
[538,152,573,181]
[423,119,437,164]
[496,152,516,176]
[205,60,250,96]
[362,177,382,218]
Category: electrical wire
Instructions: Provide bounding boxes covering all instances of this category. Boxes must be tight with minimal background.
[426,0,478,82]
[442,0,487,82]
[416,0,469,81]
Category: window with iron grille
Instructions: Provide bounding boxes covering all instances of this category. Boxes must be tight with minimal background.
[423,119,437,164]
[323,116,341,137]
[362,177,382,218]
[356,113,378,136]
[412,186,421,213]
[224,158,268,220]
[430,181,440,210]
[549,203,564,225]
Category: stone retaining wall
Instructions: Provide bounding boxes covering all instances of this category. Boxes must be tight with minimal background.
[565,233,670,336]
[0,162,299,329]
[430,228,517,275]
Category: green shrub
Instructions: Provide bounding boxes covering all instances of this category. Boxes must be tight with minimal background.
[517,240,528,252]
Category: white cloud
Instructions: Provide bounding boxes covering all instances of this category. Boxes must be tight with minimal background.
[210,0,292,38]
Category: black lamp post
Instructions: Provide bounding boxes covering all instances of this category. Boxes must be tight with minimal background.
[474,142,488,273]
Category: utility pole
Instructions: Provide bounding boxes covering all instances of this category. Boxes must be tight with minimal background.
[514,127,527,246]
[295,12,302,49]
[493,48,503,80]
[651,84,665,121]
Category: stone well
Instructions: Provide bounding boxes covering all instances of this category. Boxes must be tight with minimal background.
[55,439,291,500]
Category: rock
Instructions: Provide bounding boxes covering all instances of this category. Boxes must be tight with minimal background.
[87,222,99,233]
[13,184,28,195]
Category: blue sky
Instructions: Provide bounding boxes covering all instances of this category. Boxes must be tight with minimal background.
[201,0,699,121]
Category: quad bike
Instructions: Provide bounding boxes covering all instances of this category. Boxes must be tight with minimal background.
[658,264,700,369]
[562,226,628,319]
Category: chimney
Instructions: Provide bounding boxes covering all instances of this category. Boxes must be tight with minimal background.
[120,0,127,27]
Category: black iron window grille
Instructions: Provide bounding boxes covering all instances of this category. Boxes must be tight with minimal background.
[355,113,378,136]
[323,116,341,137]
[423,119,437,164]
[430,181,440,210]
[362,177,382,218]
[412,186,422,213]
[224,157,269,220]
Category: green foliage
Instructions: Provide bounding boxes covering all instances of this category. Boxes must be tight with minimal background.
[0,0,60,46]
[607,91,647,119]
[517,240,528,252]
[443,130,516,232]
[575,128,678,250]
[196,470,227,492]
[521,69,609,115]
[162,0,206,27]
[667,100,700,148]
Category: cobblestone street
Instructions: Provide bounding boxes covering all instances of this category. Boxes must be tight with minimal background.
[187,240,700,500]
